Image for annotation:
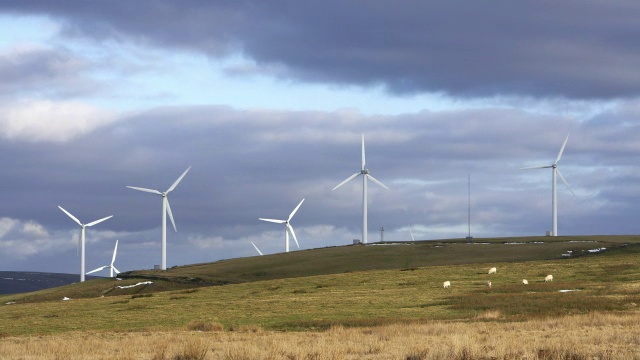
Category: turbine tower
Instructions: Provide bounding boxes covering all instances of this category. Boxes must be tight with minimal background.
[521,134,574,236]
[333,134,389,243]
[58,206,113,282]
[86,239,120,277]
[127,166,191,270]
[259,198,304,252]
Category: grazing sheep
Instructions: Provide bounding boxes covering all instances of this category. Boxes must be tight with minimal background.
[545,274,553,282]
[522,279,529,285]
[488,267,497,275]
[443,281,451,288]
[486,280,492,288]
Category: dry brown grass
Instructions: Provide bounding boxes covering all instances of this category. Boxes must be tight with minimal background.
[186,321,225,332]
[1,312,639,359]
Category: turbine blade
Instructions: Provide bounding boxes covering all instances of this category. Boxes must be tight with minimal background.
[85,215,113,227]
[361,134,366,170]
[111,240,118,266]
[555,133,570,164]
[409,226,415,241]
[259,218,286,224]
[167,166,191,193]
[288,198,305,221]
[367,174,390,190]
[332,172,360,191]
[520,165,553,170]
[126,186,162,195]
[166,198,177,232]
[287,223,300,248]
[251,241,264,256]
[86,266,107,275]
[58,206,83,227]
[112,266,120,274]
[556,169,575,195]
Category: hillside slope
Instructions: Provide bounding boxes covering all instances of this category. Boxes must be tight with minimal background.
[0,236,638,336]
[1,235,636,304]
[123,235,636,284]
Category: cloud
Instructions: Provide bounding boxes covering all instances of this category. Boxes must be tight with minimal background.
[0,45,99,98]
[0,99,116,142]
[0,217,67,257]
[4,1,640,99]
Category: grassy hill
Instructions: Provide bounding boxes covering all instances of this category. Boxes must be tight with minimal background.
[0,235,639,337]
[1,235,636,304]
[122,235,637,284]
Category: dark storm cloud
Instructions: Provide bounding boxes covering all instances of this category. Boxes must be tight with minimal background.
[4,1,640,99]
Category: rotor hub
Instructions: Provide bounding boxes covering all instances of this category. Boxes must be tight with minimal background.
[362,169,369,174]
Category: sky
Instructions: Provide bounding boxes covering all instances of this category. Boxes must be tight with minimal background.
[2,1,640,275]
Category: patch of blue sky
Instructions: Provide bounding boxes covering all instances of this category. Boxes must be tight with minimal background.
[87,51,466,116]
[53,35,467,115]
[0,15,59,48]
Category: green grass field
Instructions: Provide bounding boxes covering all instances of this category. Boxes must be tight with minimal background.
[1,236,639,337]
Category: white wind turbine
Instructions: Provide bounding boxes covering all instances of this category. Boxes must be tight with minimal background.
[251,241,264,256]
[408,225,415,241]
[332,134,389,244]
[87,240,120,278]
[259,198,304,253]
[58,206,113,282]
[521,134,574,236]
[127,166,191,270]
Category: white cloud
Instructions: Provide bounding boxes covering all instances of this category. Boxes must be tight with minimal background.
[0,217,59,257]
[0,99,116,142]
[0,217,124,258]
[21,221,49,237]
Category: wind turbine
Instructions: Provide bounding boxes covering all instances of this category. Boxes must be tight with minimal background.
[251,241,264,256]
[332,134,389,243]
[259,198,304,253]
[127,166,191,270]
[87,240,120,277]
[408,225,415,241]
[58,206,113,282]
[521,134,574,236]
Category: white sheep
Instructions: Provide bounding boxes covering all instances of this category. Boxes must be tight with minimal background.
[486,280,492,288]
[522,279,529,285]
[545,274,553,282]
[488,267,497,275]
[443,281,451,288]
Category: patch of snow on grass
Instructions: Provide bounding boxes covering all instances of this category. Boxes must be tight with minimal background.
[368,243,412,246]
[117,281,153,289]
